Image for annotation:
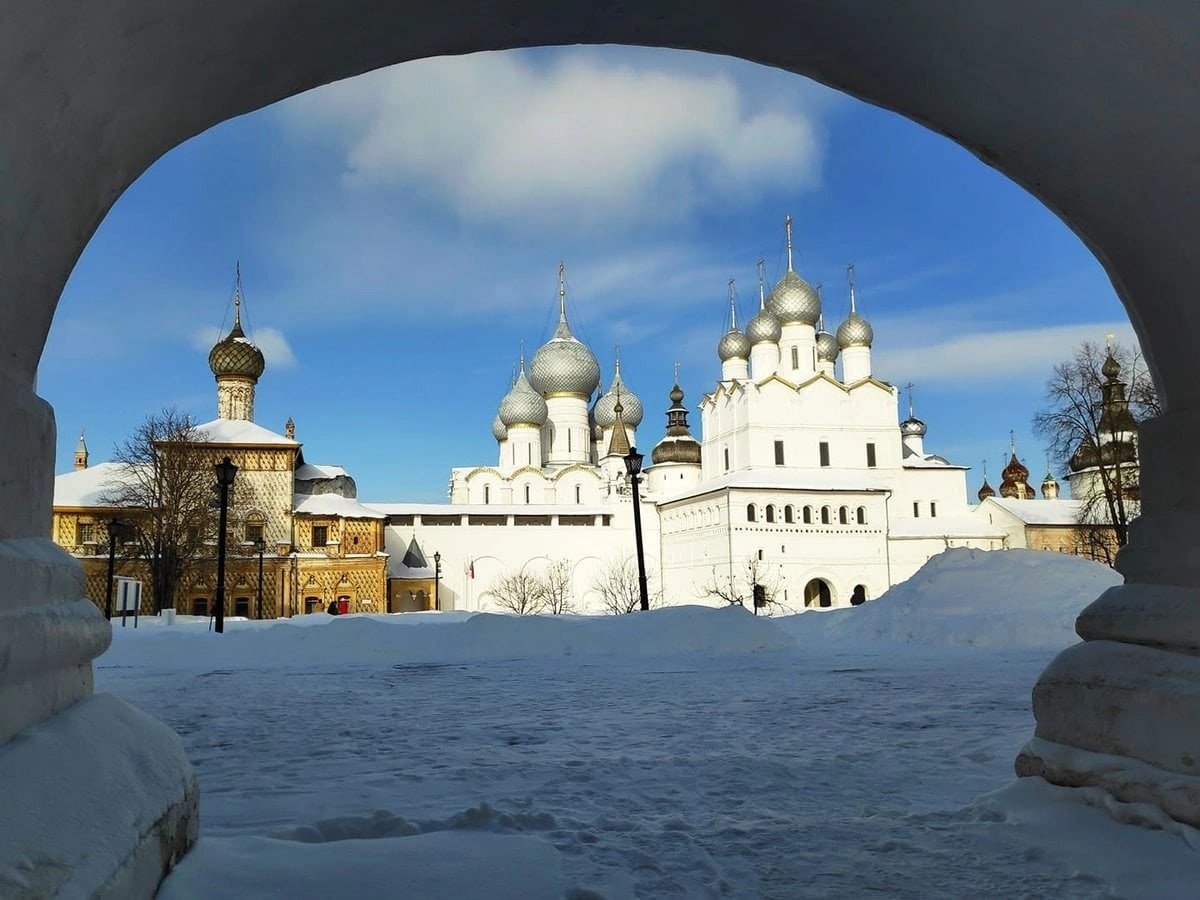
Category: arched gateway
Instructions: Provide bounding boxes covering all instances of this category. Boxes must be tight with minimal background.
[3,3,1200,894]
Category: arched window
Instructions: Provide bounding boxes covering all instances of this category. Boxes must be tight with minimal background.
[765,504,776,523]
[821,506,831,525]
[790,346,799,369]
[802,506,812,524]
[839,506,848,525]
[575,484,581,504]
[784,505,794,524]
[524,484,531,504]
[856,506,866,525]
[484,485,490,504]
[851,585,867,606]
[747,504,757,523]
[804,579,833,609]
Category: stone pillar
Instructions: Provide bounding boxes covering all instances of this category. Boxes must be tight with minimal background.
[0,368,197,896]
[1016,411,1200,826]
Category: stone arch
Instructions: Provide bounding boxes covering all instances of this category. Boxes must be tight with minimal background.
[5,4,1200,888]
[803,577,834,609]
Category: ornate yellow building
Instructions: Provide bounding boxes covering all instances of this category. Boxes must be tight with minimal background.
[52,285,389,618]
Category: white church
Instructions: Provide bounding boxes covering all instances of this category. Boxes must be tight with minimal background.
[366,218,1006,612]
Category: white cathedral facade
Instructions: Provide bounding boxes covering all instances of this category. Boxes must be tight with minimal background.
[367,220,1006,613]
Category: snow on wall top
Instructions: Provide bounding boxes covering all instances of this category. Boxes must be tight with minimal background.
[293,493,385,519]
[981,497,1084,525]
[195,418,298,446]
[295,463,347,480]
[53,461,132,507]
[776,547,1122,650]
[888,514,1006,539]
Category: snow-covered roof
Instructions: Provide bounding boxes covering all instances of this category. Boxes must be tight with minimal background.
[294,493,386,519]
[53,462,133,508]
[194,418,298,446]
[887,514,1006,539]
[295,463,348,480]
[364,503,611,517]
[901,453,967,470]
[978,497,1083,526]
[656,468,891,506]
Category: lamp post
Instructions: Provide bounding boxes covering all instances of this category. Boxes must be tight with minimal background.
[623,447,650,612]
[104,518,121,621]
[255,537,265,619]
[433,551,442,612]
[213,456,238,634]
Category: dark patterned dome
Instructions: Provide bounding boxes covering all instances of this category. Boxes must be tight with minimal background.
[208,311,265,380]
[900,416,927,437]
[977,480,996,502]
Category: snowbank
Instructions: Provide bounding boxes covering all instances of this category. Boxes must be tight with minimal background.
[776,548,1123,650]
[99,605,793,671]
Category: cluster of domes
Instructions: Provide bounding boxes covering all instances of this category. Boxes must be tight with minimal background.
[498,360,549,427]
[208,301,265,380]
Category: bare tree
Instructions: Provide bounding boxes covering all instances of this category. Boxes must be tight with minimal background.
[700,556,789,615]
[100,407,232,613]
[536,559,576,615]
[484,572,544,615]
[1033,340,1154,555]
[589,555,661,614]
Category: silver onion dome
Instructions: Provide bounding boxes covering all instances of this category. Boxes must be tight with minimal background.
[528,315,601,397]
[746,305,782,344]
[492,414,508,441]
[836,312,874,349]
[209,311,265,380]
[900,416,927,437]
[594,369,644,428]
[498,367,548,427]
[767,271,822,325]
[718,328,751,361]
[815,329,840,363]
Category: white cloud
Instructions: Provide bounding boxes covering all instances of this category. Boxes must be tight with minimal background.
[192,326,297,369]
[873,321,1140,385]
[281,51,825,228]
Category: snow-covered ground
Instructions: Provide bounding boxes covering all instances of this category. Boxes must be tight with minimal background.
[93,549,1200,898]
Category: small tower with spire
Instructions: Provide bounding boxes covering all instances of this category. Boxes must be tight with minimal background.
[208,264,266,422]
[1041,462,1060,500]
[647,364,703,494]
[837,263,875,383]
[594,348,643,463]
[717,279,751,383]
[768,214,822,379]
[747,257,783,380]
[899,383,928,457]
[73,430,89,471]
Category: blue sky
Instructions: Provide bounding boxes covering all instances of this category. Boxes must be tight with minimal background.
[40,46,1136,502]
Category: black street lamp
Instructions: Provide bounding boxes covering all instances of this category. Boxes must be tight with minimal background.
[213,456,238,634]
[104,518,121,621]
[255,537,266,620]
[433,551,442,612]
[623,447,650,612]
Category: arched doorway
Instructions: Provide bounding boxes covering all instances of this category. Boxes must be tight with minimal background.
[803,578,833,609]
[3,5,1200,891]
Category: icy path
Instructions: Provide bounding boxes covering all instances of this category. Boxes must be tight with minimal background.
[97,636,1198,898]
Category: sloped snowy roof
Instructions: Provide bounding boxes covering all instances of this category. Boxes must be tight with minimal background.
[887,514,1006,539]
[194,418,298,446]
[296,463,348,480]
[363,503,611,517]
[656,468,891,506]
[294,493,386,519]
[53,462,134,508]
[902,453,966,470]
[384,530,435,578]
[979,497,1083,526]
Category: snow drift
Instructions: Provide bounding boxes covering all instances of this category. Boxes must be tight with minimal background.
[776,547,1123,650]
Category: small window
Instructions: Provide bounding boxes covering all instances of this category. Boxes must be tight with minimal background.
[821,506,831,525]
[524,484,531,504]
[527,444,532,465]
[747,504,757,523]
[912,502,920,518]
[766,504,776,523]
[790,346,799,369]
[78,522,96,544]
[839,506,848,525]
[234,597,250,617]
[568,430,572,452]
[484,485,490,504]
[191,598,207,616]
[866,443,877,468]
[856,506,866,525]
[757,549,764,561]
[931,501,938,518]
[774,440,785,466]
[803,506,813,524]
[819,442,830,467]
[784,505,794,524]
[312,525,328,547]
[723,447,730,472]
[245,523,264,545]
[575,485,581,504]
